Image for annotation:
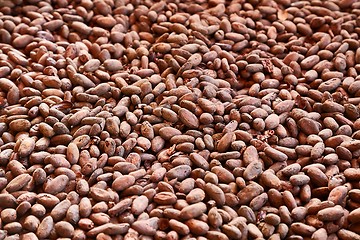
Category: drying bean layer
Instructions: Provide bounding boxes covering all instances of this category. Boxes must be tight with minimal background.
[1,0,360,239]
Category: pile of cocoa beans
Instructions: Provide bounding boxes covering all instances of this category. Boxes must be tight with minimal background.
[0,0,360,239]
